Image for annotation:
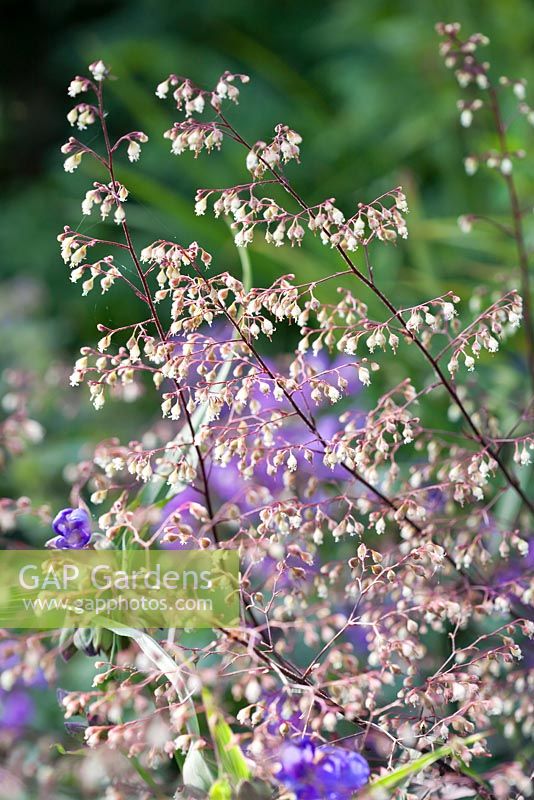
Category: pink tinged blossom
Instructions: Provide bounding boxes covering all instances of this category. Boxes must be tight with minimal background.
[89,60,109,81]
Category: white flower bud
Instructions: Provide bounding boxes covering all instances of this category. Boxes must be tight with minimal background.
[513,81,526,100]
[286,452,297,472]
[68,79,86,98]
[82,277,94,296]
[114,205,126,225]
[155,79,170,99]
[64,152,82,173]
[500,157,513,175]
[464,354,475,371]
[358,366,371,386]
[195,196,208,216]
[127,140,141,162]
[458,215,472,233]
[89,60,108,82]
[442,302,456,321]
[464,156,478,175]
[460,109,473,127]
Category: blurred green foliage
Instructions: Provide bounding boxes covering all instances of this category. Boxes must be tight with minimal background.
[1,0,533,515]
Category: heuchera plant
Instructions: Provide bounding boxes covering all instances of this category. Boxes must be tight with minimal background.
[1,20,533,800]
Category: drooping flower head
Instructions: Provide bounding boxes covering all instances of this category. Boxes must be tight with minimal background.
[47,507,92,549]
[275,737,370,800]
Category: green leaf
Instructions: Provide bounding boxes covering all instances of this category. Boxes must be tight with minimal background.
[130,755,168,800]
[51,743,87,757]
[366,732,488,793]
[209,778,233,800]
[183,747,216,792]
[93,617,199,733]
[93,617,215,791]
[58,626,74,649]
[202,689,251,784]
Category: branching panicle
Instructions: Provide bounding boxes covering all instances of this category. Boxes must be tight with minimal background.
[3,23,532,800]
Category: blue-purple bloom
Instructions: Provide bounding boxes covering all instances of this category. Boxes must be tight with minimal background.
[261,691,307,737]
[0,689,34,731]
[276,738,370,799]
[47,507,92,549]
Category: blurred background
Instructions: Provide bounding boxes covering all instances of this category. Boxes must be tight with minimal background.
[0,0,533,782]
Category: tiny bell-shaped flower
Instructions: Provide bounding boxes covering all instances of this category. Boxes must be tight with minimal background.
[358,365,371,386]
[513,80,526,100]
[127,141,141,162]
[64,152,83,173]
[500,157,513,175]
[442,301,457,321]
[155,78,170,99]
[126,132,148,163]
[89,60,109,82]
[460,108,473,127]
[195,195,208,216]
[114,205,126,225]
[464,156,478,175]
[68,76,89,98]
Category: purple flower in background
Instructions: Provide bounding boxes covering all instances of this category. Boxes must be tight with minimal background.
[158,328,366,549]
[47,507,92,549]
[0,640,46,688]
[251,553,319,593]
[0,689,34,731]
[276,737,370,799]
[262,690,307,736]
[343,617,370,657]
[0,640,42,732]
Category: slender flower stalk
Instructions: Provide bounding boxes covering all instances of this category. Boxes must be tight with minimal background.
[439,23,534,390]
[92,80,221,545]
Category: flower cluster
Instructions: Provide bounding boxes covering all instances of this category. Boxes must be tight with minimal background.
[437,22,531,178]
[163,120,224,157]
[446,290,523,375]
[156,70,250,113]
[436,22,491,88]
[0,370,44,465]
[194,183,408,250]
[245,124,303,178]
[81,181,129,222]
